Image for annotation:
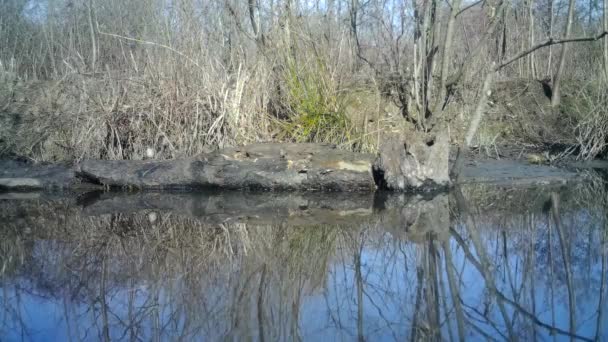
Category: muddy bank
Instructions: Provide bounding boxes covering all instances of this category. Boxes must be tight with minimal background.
[0,144,594,192]
[457,158,584,186]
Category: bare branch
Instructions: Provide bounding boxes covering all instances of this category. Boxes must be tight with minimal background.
[497,31,608,70]
[456,0,484,17]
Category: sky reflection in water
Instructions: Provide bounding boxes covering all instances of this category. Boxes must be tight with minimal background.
[1,181,607,341]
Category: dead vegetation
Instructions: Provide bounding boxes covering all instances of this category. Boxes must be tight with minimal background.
[474,77,608,160]
[0,0,607,161]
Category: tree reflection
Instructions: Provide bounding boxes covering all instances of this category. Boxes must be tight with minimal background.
[0,179,607,341]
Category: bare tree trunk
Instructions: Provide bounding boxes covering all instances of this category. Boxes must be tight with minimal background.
[325,0,334,41]
[413,0,424,118]
[454,70,495,183]
[465,70,496,147]
[350,0,362,62]
[604,0,608,79]
[283,0,296,60]
[434,0,463,113]
[528,0,537,78]
[248,0,263,45]
[551,0,576,107]
[44,2,58,77]
[441,0,507,108]
[452,188,516,340]
[411,263,425,342]
[100,257,110,342]
[248,0,258,34]
[354,243,365,342]
[549,219,557,342]
[547,0,554,78]
[87,0,97,72]
[595,230,607,341]
[257,264,267,342]
[427,239,442,341]
[421,0,438,124]
[551,193,576,340]
[442,240,466,341]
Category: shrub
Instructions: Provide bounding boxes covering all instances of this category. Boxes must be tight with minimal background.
[276,56,354,146]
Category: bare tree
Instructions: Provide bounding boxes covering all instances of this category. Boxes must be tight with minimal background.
[434,0,463,114]
[551,0,576,107]
[547,0,554,78]
[528,0,537,78]
[87,0,97,72]
[605,0,608,78]
[248,0,264,46]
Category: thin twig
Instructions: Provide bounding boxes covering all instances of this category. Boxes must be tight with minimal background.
[97,31,204,72]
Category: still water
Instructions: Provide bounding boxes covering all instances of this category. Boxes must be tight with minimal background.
[1,179,607,341]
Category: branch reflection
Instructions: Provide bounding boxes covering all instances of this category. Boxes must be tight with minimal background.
[1,179,607,341]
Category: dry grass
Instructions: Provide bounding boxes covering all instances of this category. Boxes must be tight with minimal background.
[0,0,391,161]
[0,0,606,161]
[0,50,273,161]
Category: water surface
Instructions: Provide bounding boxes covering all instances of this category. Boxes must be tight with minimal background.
[1,180,607,341]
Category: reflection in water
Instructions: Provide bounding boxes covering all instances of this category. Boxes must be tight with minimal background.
[1,180,607,341]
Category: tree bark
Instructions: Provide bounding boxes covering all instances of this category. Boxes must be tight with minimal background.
[87,0,97,72]
[551,0,576,107]
[453,70,495,183]
[528,0,537,78]
[547,0,554,78]
[251,0,267,46]
[604,0,608,79]
[350,0,362,61]
[434,0,463,114]
[77,143,378,191]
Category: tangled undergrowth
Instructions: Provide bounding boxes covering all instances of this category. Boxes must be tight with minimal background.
[475,78,608,160]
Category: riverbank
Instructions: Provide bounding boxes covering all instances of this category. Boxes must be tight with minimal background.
[1,145,597,193]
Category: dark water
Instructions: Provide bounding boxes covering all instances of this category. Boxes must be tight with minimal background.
[1,180,607,341]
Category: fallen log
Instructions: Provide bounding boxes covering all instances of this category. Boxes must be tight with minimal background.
[77,143,378,191]
[1,139,585,192]
[74,139,453,191]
